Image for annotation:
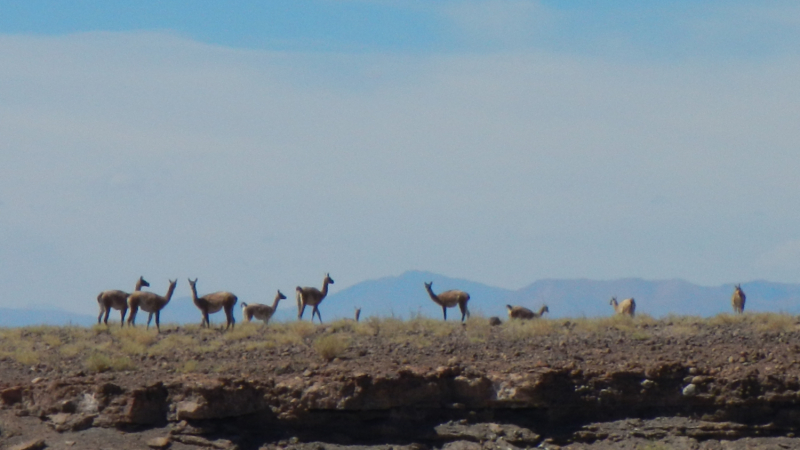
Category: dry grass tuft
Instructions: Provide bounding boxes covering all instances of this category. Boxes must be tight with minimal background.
[223,323,261,341]
[11,349,41,365]
[148,335,195,356]
[313,334,349,361]
[113,327,158,346]
[42,334,63,348]
[285,321,317,339]
[750,313,798,333]
[84,352,134,372]
[244,340,276,351]
[464,316,492,343]
[178,360,200,373]
[354,317,381,337]
[503,318,559,340]
[59,343,87,358]
[708,313,747,327]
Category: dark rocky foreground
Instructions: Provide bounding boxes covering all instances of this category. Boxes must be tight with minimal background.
[3,315,800,449]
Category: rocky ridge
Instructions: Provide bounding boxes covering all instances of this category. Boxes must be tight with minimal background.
[3,316,800,448]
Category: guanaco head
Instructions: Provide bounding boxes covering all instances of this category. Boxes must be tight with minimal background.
[138,276,150,288]
[276,290,287,300]
[609,296,617,306]
[240,302,249,309]
[424,281,433,290]
[541,305,550,315]
[188,278,199,297]
[325,273,335,285]
[505,304,514,311]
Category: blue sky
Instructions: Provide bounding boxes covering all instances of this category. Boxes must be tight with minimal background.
[1,1,800,317]
[3,1,798,57]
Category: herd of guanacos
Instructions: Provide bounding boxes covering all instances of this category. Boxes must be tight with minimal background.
[97,274,750,333]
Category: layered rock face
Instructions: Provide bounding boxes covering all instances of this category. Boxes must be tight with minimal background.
[4,361,800,448]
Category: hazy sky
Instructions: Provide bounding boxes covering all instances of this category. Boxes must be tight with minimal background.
[2,1,800,315]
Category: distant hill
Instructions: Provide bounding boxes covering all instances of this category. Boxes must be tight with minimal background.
[505,279,800,318]
[3,274,800,327]
[0,307,97,327]
[322,270,513,321]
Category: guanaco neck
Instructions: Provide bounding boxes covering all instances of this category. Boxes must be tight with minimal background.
[271,292,283,310]
[320,278,330,299]
[425,284,443,306]
[162,283,177,306]
[189,283,201,306]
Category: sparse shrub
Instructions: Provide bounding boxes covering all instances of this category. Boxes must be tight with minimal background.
[85,352,135,372]
[752,313,797,333]
[42,334,63,348]
[408,315,455,337]
[113,327,158,346]
[354,316,381,337]
[59,343,86,358]
[179,360,199,373]
[465,316,492,343]
[223,323,260,341]
[313,334,349,361]
[631,331,652,341]
[286,321,316,340]
[198,340,224,354]
[708,313,747,327]
[329,319,355,333]
[12,349,41,365]
[244,340,276,351]
[110,355,135,371]
[148,335,195,356]
[120,340,147,355]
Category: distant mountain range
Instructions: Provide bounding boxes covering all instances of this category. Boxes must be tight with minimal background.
[3,271,799,327]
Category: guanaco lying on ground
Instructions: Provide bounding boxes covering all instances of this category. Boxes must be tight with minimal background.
[507,304,549,320]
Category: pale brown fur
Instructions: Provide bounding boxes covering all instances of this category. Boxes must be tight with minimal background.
[296,273,334,323]
[126,279,177,332]
[188,278,238,330]
[732,284,746,314]
[424,281,470,322]
[610,297,636,317]
[97,276,150,326]
[507,304,548,320]
[242,290,286,325]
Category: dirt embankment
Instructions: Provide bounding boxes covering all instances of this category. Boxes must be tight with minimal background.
[3,315,800,449]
